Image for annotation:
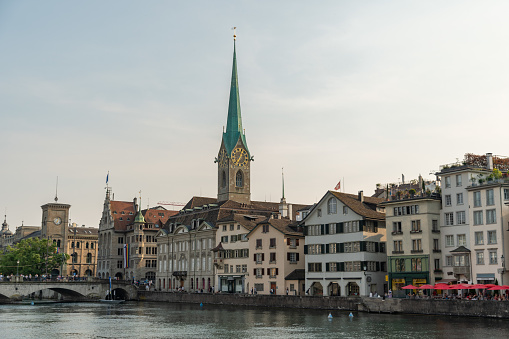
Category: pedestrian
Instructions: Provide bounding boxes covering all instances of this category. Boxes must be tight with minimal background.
[286,288,289,295]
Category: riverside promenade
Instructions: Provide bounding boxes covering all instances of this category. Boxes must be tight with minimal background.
[138,291,509,319]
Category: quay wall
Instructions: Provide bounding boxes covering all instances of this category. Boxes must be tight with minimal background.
[138,291,509,319]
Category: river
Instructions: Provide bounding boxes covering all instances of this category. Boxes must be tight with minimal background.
[1,301,509,338]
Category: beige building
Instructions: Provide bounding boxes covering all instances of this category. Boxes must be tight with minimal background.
[380,196,442,297]
[213,213,265,293]
[98,189,177,282]
[246,217,305,295]
[67,224,99,277]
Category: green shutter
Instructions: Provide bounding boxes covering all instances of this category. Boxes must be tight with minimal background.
[304,245,308,254]
[303,225,308,236]
[338,222,344,233]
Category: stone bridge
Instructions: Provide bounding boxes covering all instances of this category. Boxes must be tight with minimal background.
[0,279,138,301]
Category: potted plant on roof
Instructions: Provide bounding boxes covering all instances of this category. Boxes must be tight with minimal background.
[409,189,416,197]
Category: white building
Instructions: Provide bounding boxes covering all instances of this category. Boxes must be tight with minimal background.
[304,191,387,297]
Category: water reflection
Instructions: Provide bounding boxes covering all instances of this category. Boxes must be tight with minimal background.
[1,302,509,338]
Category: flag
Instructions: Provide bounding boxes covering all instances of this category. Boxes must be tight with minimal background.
[334,180,341,191]
[123,243,130,268]
[106,172,109,184]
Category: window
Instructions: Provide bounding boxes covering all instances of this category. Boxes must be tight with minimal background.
[505,189,509,201]
[412,239,422,252]
[255,253,263,264]
[445,213,454,226]
[434,259,440,270]
[308,263,322,272]
[117,260,122,268]
[489,251,498,265]
[445,195,452,206]
[343,206,348,214]
[254,283,264,291]
[456,211,466,225]
[474,231,484,245]
[222,171,226,188]
[476,251,484,265]
[487,230,497,244]
[269,253,276,263]
[392,222,402,234]
[446,256,453,266]
[474,211,483,225]
[288,252,298,263]
[327,198,337,214]
[393,240,403,252]
[118,238,124,244]
[486,209,496,224]
[222,225,227,231]
[221,236,229,243]
[445,176,451,188]
[269,268,278,278]
[395,258,405,272]
[329,243,337,253]
[317,209,322,217]
[456,193,463,205]
[308,244,323,254]
[230,224,234,231]
[432,220,439,232]
[433,239,440,251]
[457,234,466,246]
[411,220,421,232]
[256,239,262,249]
[269,238,276,248]
[236,171,243,187]
[445,235,454,247]
[473,192,481,207]
[289,238,298,248]
[486,189,494,206]
[456,174,462,187]
[262,225,269,233]
[328,262,338,272]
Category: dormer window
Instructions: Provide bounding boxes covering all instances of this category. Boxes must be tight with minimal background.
[113,211,117,214]
[121,211,125,215]
[129,212,133,215]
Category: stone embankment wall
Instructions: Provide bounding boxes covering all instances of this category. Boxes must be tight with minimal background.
[138,291,509,319]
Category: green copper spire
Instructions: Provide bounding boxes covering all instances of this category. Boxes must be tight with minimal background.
[135,195,145,223]
[223,35,250,157]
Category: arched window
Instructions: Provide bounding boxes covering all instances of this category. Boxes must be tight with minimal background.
[222,171,226,188]
[57,239,61,248]
[72,252,78,264]
[86,253,92,264]
[76,242,80,249]
[327,198,337,214]
[236,171,243,187]
[86,242,89,249]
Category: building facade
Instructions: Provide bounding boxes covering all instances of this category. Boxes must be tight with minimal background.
[304,191,387,297]
[381,196,442,297]
[246,217,305,295]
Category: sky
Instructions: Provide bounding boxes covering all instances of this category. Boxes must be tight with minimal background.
[1,1,509,229]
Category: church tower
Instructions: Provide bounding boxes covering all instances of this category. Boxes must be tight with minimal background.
[217,31,252,204]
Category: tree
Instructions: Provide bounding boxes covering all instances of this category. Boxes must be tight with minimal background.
[0,238,69,276]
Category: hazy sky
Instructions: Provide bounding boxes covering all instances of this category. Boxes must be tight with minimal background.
[1,1,508,229]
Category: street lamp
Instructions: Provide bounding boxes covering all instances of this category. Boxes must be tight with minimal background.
[501,255,505,286]
[16,260,19,278]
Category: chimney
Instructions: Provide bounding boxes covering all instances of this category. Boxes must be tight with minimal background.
[358,191,364,203]
[487,153,493,170]
[133,197,138,212]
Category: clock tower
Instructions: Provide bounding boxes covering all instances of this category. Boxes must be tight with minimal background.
[41,198,71,255]
[216,32,252,204]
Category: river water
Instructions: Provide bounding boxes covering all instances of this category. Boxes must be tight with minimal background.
[1,301,509,338]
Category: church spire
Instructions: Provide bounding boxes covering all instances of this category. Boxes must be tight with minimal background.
[223,29,250,157]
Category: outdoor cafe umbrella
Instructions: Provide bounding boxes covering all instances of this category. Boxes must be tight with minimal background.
[488,285,506,290]
[470,284,487,289]
[402,285,419,289]
[434,284,451,290]
[419,284,435,290]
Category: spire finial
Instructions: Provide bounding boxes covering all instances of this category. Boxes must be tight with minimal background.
[55,176,59,202]
[282,167,285,200]
[232,26,237,40]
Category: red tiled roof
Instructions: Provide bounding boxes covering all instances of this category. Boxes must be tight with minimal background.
[110,201,136,231]
[329,191,385,220]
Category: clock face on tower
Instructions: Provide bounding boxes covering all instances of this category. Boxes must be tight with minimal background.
[218,149,228,167]
[53,217,62,225]
[231,148,249,167]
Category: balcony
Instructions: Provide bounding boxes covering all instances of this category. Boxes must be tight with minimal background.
[172,271,187,277]
[410,230,422,234]
[391,231,403,236]
[411,250,423,254]
[392,251,404,254]
[432,229,440,234]
[433,249,442,253]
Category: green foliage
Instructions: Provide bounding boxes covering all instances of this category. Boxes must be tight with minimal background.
[493,168,502,180]
[409,189,416,196]
[0,238,69,275]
